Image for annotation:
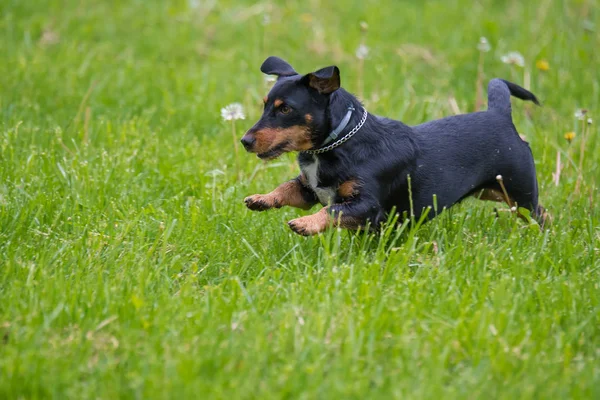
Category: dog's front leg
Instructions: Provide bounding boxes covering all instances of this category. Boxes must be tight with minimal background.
[287,200,380,236]
[244,175,318,211]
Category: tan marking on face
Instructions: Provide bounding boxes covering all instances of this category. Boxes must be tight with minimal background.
[305,114,313,123]
[253,126,312,158]
[263,96,268,104]
[274,99,283,108]
[338,179,359,199]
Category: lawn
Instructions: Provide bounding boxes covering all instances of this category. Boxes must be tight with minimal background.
[1,0,599,398]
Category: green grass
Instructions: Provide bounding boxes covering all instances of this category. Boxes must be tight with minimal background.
[1,0,599,398]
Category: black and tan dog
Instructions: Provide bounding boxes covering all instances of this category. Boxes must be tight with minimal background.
[241,56,546,236]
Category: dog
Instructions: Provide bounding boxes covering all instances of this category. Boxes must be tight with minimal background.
[241,56,546,236]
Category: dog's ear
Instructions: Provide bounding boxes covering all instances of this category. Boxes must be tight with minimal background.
[260,56,298,77]
[304,66,340,94]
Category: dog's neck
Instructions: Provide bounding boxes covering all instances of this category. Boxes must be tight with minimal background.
[327,88,365,136]
[301,89,367,155]
[305,88,366,152]
[305,88,412,156]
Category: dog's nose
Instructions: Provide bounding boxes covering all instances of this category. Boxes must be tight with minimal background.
[241,135,255,150]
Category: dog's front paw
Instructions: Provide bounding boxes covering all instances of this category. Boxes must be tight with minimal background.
[244,194,279,211]
[288,218,312,236]
[287,213,328,236]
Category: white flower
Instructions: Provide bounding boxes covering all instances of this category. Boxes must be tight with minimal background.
[587,117,593,125]
[355,44,369,60]
[39,29,60,46]
[264,75,276,84]
[221,103,245,121]
[477,37,491,52]
[574,109,587,120]
[501,51,525,67]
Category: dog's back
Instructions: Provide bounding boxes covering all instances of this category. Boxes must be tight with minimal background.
[407,79,540,218]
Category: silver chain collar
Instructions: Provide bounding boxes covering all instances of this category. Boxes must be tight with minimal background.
[302,107,368,155]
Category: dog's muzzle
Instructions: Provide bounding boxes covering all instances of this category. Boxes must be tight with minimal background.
[240,134,256,151]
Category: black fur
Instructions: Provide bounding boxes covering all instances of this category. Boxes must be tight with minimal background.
[261,56,298,78]
[243,57,545,233]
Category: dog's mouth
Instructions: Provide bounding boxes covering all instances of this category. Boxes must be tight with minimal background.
[257,141,290,161]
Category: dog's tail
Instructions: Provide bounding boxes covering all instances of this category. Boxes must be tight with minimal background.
[487,78,540,114]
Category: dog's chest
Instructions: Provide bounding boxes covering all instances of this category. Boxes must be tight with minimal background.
[300,156,336,205]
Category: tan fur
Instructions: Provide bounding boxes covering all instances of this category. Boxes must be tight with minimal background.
[288,206,366,236]
[475,188,543,225]
[476,188,507,202]
[244,178,313,210]
[263,96,268,104]
[338,179,359,199]
[253,126,312,158]
[308,74,339,94]
[274,99,283,107]
[305,114,313,123]
[288,207,331,235]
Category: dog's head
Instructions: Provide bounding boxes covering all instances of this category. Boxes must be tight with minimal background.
[240,56,341,160]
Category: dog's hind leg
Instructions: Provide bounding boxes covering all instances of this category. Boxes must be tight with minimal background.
[474,173,549,227]
[497,171,551,228]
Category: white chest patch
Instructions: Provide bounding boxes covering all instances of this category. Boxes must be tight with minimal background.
[301,156,336,205]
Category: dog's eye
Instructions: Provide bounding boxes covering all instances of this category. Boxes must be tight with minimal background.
[279,105,292,115]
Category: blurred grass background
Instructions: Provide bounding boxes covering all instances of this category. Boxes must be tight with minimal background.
[0,0,599,398]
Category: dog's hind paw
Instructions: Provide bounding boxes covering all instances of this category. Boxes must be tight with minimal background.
[536,205,552,229]
[244,194,279,211]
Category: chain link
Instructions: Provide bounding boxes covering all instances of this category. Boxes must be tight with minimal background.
[302,107,368,155]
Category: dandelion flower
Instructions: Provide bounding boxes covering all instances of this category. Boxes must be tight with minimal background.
[574,109,587,120]
[221,103,245,121]
[300,13,313,23]
[535,59,550,71]
[39,28,60,46]
[564,132,575,143]
[477,37,491,52]
[264,75,277,84]
[355,44,369,60]
[501,51,525,67]
[587,117,593,125]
